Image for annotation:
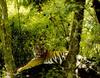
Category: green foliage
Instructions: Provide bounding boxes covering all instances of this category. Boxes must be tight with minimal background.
[0,0,99,77]
[80,1,100,59]
[45,67,66,78]
[7,0,70,69]
[36,65,66,78]
[91,23,100,43]
[15,0,70,51]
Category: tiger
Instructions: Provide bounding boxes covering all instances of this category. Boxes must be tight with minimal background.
[16,50,68,74]
[44,51,68,64]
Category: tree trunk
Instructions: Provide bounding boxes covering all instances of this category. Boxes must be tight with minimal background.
[63,0,85,78]
[0,0,15,78]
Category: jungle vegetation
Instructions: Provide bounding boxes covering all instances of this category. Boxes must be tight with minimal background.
[0,0,100,78]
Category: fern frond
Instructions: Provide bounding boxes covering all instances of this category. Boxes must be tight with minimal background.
[16,57,44,74]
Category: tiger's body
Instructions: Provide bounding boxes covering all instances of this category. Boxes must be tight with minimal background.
[16,50,68,74]
[44,51,68,64]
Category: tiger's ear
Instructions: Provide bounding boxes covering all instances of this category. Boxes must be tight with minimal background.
[16,58,44,74]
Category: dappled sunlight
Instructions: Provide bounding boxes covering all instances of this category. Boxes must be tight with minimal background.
[19,6,30,15]
[8,2,30,17]
[8,2,17,16]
